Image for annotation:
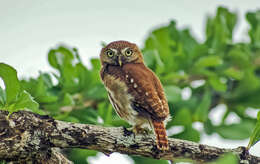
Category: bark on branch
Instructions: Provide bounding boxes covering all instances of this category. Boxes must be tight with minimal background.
[0,110,259,164]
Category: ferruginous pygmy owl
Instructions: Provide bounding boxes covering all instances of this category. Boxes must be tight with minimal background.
[100,40,170,150]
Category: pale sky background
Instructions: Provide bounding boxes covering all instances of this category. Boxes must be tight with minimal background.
[0,0,259,163]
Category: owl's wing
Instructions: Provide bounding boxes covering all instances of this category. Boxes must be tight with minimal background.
[123,64,169,121]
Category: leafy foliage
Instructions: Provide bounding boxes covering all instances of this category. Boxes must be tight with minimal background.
[0,63,43,115]
[248,111,260,149]
[0,63,20,104]
[0,7,259,164]
[142,7,260,148]
[208,153,238,164]
[132,156,168,164]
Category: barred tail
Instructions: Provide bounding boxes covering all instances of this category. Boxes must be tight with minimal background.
[152,120,169,151]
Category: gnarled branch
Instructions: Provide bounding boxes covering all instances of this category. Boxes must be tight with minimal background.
[0,110,259,164]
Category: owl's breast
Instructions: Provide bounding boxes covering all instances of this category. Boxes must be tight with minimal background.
[103,74,138,124]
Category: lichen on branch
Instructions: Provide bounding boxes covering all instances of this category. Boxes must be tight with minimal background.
[0,110,259,164]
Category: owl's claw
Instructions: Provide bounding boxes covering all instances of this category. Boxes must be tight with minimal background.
[128,125,151,136]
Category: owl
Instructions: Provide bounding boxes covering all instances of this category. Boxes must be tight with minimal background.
[100,40,170,150]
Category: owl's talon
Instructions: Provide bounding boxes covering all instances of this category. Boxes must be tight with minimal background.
[126,127,136,137]
[123,127,133,136]
[142,128,152,135]
[128,126,151,136]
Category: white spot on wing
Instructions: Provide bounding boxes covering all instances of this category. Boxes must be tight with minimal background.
[151,103,158,107]
[134,83,138,88]
[130,78,134,83]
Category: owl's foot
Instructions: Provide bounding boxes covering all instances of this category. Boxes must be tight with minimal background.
[129,125,151,136]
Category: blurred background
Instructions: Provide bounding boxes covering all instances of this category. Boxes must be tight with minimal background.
[0,0,259,164]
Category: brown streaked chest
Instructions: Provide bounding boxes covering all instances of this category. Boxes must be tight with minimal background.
[102,72,138,122]
[103,74,130,105]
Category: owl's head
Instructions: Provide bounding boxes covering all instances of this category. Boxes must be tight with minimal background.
[100,40,144,66]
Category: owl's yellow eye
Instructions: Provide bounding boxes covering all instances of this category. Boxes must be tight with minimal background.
[125,49,133,57]
[106,50,114,57]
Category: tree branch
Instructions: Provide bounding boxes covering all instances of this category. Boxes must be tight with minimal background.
[0,110,259,164]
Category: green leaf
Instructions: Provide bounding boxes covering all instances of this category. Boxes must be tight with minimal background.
[171,126,200,142]
[168,108,192,127]
[224,67,244,80]
[193,89,211,122]
[205,7,237,49]
[143,50,156,68]
[143,50,164,72]
[247,111,260,149]
[97,102,113,125]
[131,156,168,164]
[246,10,260,48]
[226,44,251,68]
[21,74,58,104]
[143,20,198,74]
[143,22,176,72]
[144,26,174,63]
[85,84,107,100]
[76,63,91,91]
[68,149,97,164]
[0,161,7,164]
[0,64,44,115]
[168,21,198,54]
[61,93,75,106]
[12,90,43,114]
[195,56,223,68]
[48,46,74,69]
[48,49,59,69]
[164,85,181,103]
[0,86,6,106]
[0,63,21,104]
[111,116,130,127]
[48,46,80,93]
[35,75,58,103]
[232,90,260,108]
[215,120,255,140]
[90,58,101,71]
[204,119,215,135]
[208,76,227,92]
[232,69,260,97]
[160,72,188,85]
[208,153,238,164]
[41,73,53,88]
[54,113,80,123]
[69,108,99,124]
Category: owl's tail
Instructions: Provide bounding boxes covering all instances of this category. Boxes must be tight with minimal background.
[152,120,169,151]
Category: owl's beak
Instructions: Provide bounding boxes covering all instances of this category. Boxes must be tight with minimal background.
[118,59,122,67]
[118,55,123,67]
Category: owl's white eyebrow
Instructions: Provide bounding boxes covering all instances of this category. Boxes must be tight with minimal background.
[121,47,129,53]
[110,48,118,53]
